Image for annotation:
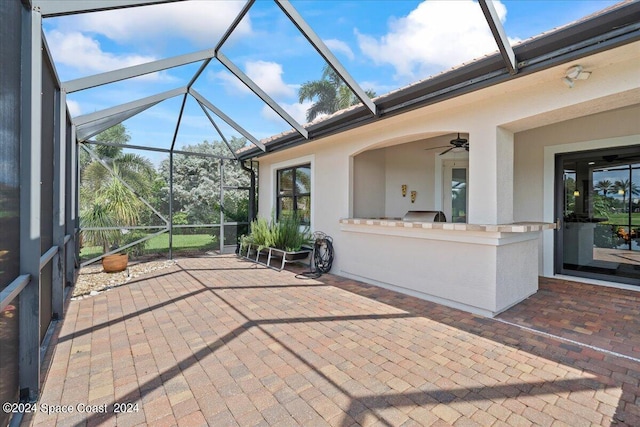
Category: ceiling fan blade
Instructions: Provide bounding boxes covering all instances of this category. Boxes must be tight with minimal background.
[440,147,454,156]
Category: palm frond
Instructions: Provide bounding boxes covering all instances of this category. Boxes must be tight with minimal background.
[101,178,141,226]
[82,161,110,194]
[80,203,119,252]
[299,64,378,122]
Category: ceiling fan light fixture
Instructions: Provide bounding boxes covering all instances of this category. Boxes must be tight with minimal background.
[425,133,469,155]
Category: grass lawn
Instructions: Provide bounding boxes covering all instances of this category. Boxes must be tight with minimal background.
[80,233,218,261]
[146,233,218,252]
[603,213,640,226]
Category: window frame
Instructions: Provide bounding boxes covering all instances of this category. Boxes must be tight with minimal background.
[276,163,311,225]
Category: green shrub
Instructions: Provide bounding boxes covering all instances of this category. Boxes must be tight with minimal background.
[172,212,189,235]
[121,230,148,258]
[242,214,312,252]
[249,217,272,250]
[270,214,312,252]
[593,224,616,248]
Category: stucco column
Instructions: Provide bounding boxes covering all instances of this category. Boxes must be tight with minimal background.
[468,125,514,224]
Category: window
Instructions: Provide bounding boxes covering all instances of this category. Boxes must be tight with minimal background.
[277,164,311,224]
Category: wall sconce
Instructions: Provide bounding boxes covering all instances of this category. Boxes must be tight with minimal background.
[410,190,417,203]
[401,184,407,197]
[573,190,580,197]
[562,65,591,88]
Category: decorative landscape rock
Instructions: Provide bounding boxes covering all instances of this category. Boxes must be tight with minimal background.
[72,259,176,298]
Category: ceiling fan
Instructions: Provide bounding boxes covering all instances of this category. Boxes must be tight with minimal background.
[425,133,469,155]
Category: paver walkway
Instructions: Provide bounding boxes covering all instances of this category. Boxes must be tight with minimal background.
[29,255,639,426]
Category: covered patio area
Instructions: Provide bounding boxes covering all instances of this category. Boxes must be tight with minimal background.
[27,256,639,426]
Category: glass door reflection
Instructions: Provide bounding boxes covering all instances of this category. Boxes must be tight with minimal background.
[559,148,640,285]
[443,161,468,223]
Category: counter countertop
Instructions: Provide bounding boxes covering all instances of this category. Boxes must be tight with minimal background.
[340,218,556,233]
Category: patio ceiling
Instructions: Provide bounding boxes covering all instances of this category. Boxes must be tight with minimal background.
[30,0,600,160]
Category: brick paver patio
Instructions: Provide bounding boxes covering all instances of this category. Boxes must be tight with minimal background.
[28,255,639,426]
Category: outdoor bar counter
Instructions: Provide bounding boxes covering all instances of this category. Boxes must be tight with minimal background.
[338,218,556,317]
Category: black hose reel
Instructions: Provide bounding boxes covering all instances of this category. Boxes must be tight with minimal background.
[299,231,334,279]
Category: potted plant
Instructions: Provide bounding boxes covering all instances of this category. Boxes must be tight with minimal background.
[79,125,156,272]
[80,178,142,272]
[245,217,273,252]
[269,214,313,259]
[80,202,128,272]
[240,214,312,262]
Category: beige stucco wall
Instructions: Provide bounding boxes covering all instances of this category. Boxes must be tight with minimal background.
[352,136,453,219]
[513,104,640,276]
[514,104,640,223]
[254,41,640,313]
[337,224,540,316]
[353,149,385,218]
[383,138,441,217]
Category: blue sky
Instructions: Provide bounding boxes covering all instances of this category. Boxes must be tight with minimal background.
[43,0,620,157]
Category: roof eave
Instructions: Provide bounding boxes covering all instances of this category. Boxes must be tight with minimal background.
[238,1,640,161]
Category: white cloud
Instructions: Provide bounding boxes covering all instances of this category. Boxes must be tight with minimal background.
[245,61,296,98]
[210,61,296,99]
[209,70,252,95]
[356,0,515,81]
[69,1,252,47]
[46,30,159,75]
[66,99,81,117]
[261,101,314,125]
[46,30,179,84]
[324,39,355,61]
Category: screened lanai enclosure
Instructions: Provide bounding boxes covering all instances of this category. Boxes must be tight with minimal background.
[2,0,640,424]
[77,135,256,266]
[1,0,388,414]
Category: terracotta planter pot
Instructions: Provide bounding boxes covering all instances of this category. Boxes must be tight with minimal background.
[102,254,128,273]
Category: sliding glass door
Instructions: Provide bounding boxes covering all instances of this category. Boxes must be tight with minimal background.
[556,146,640,285]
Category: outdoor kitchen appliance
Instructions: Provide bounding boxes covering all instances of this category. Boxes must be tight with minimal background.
[402,210,446,222]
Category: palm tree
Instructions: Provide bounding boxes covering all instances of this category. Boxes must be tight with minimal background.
[298,64,376,122]
[80,124,156,254]
[594,179,613,197]
[81,124,155,200]
[613,179,640,210]
[80,201,119,254]
[82,152,155,199]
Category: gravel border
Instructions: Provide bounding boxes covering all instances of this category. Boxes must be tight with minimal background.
[71,258,176,299]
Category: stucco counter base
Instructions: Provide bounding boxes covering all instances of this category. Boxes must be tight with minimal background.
[339,219,556,317]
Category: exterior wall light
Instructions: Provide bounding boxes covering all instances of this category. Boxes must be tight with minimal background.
[562,65,591,88]
[411,191,417,203]
[402,184,407,197]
